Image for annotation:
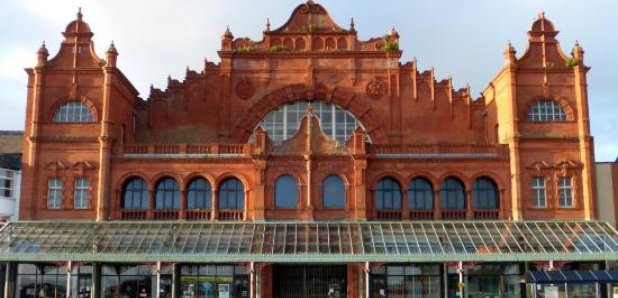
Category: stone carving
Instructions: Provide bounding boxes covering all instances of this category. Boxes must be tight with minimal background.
[300,2,321,14]
[366,79,384,100]
[235,77,255,100]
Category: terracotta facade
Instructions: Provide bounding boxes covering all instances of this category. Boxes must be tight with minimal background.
[20,3,594,225]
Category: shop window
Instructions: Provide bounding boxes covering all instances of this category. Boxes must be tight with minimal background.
[439,178,465,210]
[371,264,441,298]
[275,175,298,208]
[323,175,345,208]
[47,178,63,209]
[180,265,249,298]
[527,99,567,122]
[219,178,244,210]
[558,177,574,208]
[375,178,402,210]
[155,178,180,209]
[74,177,90,209]
[53,101,94,123]
[122,178,148,209]
[408,178,434,210]
[472,178,499,209]
[101,265,167,298]
[17,264,68,298]
[531,177,547,208]
[187,178,212,209]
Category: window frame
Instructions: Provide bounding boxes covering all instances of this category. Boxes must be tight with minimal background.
[274,175,298,209]
[122,178,148,210]
[155,178,180,210]
[218,178,245,210]
[531,177,547,208]
[187,178,212,210]
[408,178,434,210]
[47,178,63,209]
[375,178,402,211]
[323,175,346,209]
[73,177,90,209]
[439,178,466,210]
[0,169,14,198]
[472,178,499,209]
[53,101,95,123]
[558,177,574,208]
[526,99,567,122]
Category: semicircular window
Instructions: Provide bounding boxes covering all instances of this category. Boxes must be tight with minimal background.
[53,101,95,123]
[258,100,370,144]
[527,100,567,122]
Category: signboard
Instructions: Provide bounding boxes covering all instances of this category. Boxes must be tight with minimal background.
[544,286,559,298]
[219,284,230,298]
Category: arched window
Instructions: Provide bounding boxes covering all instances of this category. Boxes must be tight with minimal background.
[122,178,148,209]
[53,101,94,123]
[323,175,345,208]
[375,178,402,210]
[473,178,499,209]
[219,178,244,210]
[275,175,298,208]
[187,178,212,209]
[155,178,180,209]
[259,100,370,144]
[527,100,567,122]
[408,178,434,210]
[440,178,465,210]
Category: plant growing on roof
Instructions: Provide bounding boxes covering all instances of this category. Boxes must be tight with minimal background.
[270,44,289,53]
[565,57,579,68]
[235,45,255,53]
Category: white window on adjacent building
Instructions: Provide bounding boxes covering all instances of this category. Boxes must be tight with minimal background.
[74,177,89,209]
[558,177,574,208]
[47,178,63,209]
[531,177,546,208]
[0,169,14,198]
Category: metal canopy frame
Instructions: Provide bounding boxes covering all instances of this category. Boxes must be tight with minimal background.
[0,220,617,263]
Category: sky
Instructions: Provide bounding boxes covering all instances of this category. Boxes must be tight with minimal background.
[0,0,616,161]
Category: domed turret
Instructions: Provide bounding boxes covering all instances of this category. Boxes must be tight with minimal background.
[36,41,49,67]
[63,8,93,40]
[530,11,556,33]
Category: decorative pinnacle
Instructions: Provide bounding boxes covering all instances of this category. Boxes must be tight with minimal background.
[537,10,545,19]
[506,40,516,52]
[350,17,355,31]
[77,7,83,20]
[37,41,48,55]
[224,25,233,38]
[107,41,118,54]
[265,18,271,31]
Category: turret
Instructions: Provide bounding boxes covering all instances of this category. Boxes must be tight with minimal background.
[106,41,118,68]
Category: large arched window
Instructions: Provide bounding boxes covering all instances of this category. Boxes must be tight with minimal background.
[473,178,499,209]
[122,178,148,209]
[53,101,95,123]
[527,100,567,122]
[259,100,369,144]
[375,178,402,210]
[440,178,465,210]
[323,175,345,208]
[187,178,212,209]
[408,178,434,210]
[155,178,180,209]
[275,175,298,208]
[218,178,244,210]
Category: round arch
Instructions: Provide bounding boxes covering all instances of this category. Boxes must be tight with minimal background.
[231,84,388,143]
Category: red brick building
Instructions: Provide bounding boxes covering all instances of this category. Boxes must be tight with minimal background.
[3,2,618,298]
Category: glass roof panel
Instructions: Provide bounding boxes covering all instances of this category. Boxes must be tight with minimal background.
[0,221,617,263]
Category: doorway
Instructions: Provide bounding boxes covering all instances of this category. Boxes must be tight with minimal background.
[274,265,346,298]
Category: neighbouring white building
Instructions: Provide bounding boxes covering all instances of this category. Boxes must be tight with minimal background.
[0,131,22,221]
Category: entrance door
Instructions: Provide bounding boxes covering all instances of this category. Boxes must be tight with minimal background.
[76,274,92,298]
[274,265,346,298]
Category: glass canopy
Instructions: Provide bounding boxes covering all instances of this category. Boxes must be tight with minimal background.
[0,221,617,263]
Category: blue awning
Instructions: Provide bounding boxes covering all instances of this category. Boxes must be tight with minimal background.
[526,270,618,283]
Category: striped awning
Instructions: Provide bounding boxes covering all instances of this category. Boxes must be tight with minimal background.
[0,220,617,263]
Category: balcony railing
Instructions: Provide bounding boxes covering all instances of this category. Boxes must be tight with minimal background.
[120,210,147,220]
[123,144,252,156]
[473,209,500,220]
[441,209,467,220]
[186,210,212,221]
[218,210,244,221]
[409,210,434,220]
[153,210,180,221]
[377,210,402,220]
[367,143,509,159]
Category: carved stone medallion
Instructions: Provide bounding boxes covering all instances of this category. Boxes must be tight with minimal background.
[366,79,384,100]
[235,77,255,100]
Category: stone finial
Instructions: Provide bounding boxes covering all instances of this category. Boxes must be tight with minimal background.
[350,17,356,32]
[77,7,83,21]
[503,40,517,66]
[106,41,118,67]
[223,26,234,39]
[265,18,271,31]
[389,25,399,38]
[37,41,49,67]
[572,40,584,62]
